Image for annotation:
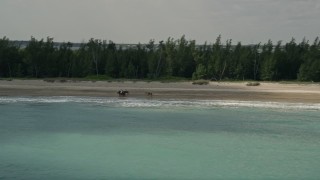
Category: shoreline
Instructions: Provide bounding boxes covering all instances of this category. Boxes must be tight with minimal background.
[1,79,320,103]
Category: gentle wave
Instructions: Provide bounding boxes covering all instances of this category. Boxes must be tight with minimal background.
[0,96,320,110]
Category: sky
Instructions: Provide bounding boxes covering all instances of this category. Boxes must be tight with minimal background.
[0,0,319,44]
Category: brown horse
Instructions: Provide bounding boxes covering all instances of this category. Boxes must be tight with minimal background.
[146,92,153,97]
[117,90,129,97]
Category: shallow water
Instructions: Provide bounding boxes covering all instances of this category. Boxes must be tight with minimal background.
[0,97,320,179]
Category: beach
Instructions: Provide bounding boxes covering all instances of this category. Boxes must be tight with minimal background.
[0,79,319,103]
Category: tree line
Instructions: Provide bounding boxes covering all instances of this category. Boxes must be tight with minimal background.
[0,35,319,81]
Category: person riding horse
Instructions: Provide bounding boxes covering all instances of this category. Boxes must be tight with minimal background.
[117,90,129,97]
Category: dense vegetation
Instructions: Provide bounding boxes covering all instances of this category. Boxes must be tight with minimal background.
[0,35,319,81]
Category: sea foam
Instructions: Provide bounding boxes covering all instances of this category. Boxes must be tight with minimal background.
[1,96,320,111]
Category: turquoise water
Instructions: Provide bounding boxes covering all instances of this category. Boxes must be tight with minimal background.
[0,97,320,179]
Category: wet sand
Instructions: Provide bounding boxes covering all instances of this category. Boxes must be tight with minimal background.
[1,79,320,103]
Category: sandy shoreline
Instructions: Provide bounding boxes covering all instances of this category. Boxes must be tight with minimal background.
[1,79,320,103]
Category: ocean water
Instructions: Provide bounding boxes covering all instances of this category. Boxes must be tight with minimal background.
[0,97,320,179]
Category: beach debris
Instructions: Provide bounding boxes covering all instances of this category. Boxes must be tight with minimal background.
[43,79,69,83]
[192,80,209,85]
[44,79,55,83]
[117,90,129,97]
[246,82,260,86]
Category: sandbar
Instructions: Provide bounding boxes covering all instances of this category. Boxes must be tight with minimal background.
[1,79,320,103]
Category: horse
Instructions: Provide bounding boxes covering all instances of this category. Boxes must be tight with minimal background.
[146,92,153,97]
[117,90,129,97]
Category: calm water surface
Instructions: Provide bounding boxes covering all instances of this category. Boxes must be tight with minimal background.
[0,97,320,179]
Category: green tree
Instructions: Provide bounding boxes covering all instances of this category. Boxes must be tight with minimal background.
[154,41,165,78]
[211,36,232,81]
[252,44,261,80]
[24,37,44,77]
[72,43,91,77]
[43,37,56,77]
[175,35,196,77]
[145,39,158,78]
[56,42,74,77]
[208,35,222,80]
[105,40,119,78]
[298,37,320,81]
[87,38,103,76]
[260,40,274,80]
[163,37,176,77]
[192,64,207,80]
[232,43,252,80]
[0,37,23,77]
